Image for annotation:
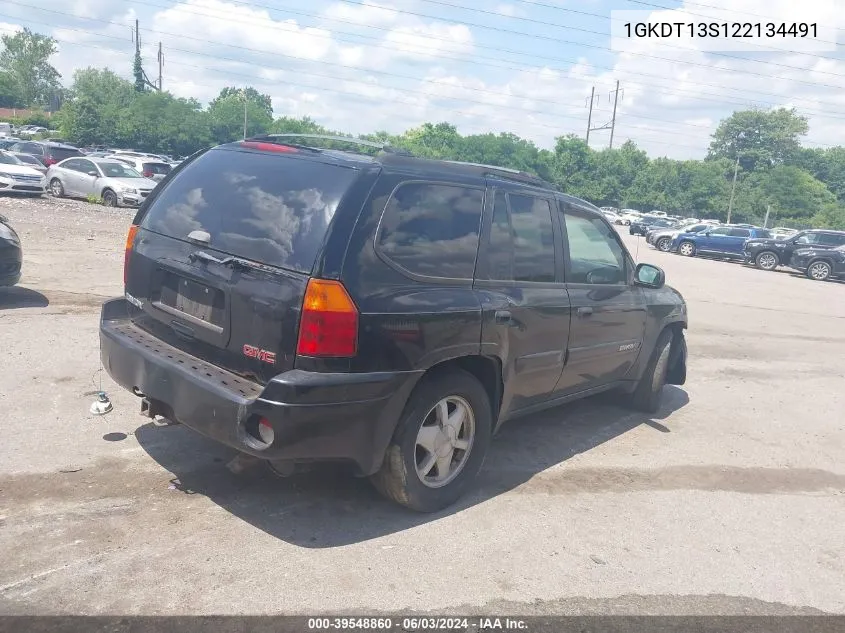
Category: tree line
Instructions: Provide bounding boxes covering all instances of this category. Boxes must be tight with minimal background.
[2,28,844,229]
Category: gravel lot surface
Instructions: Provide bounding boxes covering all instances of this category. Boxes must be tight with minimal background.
[1,194,844,616]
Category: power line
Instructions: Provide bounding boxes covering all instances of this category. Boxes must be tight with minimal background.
[126,0,845,115]
[16,0,845,120]
[278,0,845,83]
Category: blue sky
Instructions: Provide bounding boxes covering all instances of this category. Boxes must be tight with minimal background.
[2,0,844,158]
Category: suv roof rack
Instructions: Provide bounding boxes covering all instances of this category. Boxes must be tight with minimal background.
[250,134,413,156]
[442,160,552,188]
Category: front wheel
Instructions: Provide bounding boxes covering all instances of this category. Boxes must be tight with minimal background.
[678,241,696,257]
[370,369,492,512]
[755,251,779,271]
[102,189,118,207]
[50,178,64,198]
[807,260,832,281]
[622,329,674,413]
[656,237,672,252]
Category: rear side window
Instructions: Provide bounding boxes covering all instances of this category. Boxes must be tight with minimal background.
[819,233,845,246]
[377,182,483,280]
[729,228,752,238]
[508,194,556,283]
[142,148,358,273]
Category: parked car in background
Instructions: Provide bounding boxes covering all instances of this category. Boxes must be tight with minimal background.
[99,136,688,512]
[10,152,47,174]
[0,150,47,196]
[650,210,667,218]
[673,225,772,259]
[789,244,845,282]
[617,210,642,226]
[0,138,21,150]
[771,227,798,240]
[47,157,157,207]
[647,222,712,252]
[630,215,674,236]
[19,126,48,137]
[601,210,621,224]
[743,229,845,271]
[9,141,85,167]
[700,218,721,225]
[106,154,172,182]
[0,213,22,287]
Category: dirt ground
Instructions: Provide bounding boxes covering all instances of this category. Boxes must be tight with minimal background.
[1,194,844,616]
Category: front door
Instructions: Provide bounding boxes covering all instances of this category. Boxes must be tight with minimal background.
[474,184,571,421]
[554,203,647,395]
[697,226,733,253]
[724,227,752,254]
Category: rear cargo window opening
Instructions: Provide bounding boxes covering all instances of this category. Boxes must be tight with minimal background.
[140,148,359,273]
[375,181,484,281]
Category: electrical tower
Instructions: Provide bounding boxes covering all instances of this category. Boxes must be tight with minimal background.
[132,20,163,92]
[585,81,622,149]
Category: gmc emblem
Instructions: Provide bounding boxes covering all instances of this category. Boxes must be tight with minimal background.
[243,344,276,364]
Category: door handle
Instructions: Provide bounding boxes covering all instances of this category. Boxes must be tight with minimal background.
[494,310,512,324]
[576,306,593,317]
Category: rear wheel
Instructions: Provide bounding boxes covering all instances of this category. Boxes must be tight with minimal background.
[102,189,117,207]
[678,241,696,257]
[807,260,832,281]
[755,251,779,271]
[656,237,672,252]
[370,369,492,512]
[50,178,64,198]
[622,329,674,414]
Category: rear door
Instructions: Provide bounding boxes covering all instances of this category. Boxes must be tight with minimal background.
[57,159,86,195]
[726,227,752,254]
[554,202,647,395]
[127,145,365,383]
[474,183,570,418]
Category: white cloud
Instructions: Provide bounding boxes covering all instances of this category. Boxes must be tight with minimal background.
[382,22,474,60]
[321,1,403,28]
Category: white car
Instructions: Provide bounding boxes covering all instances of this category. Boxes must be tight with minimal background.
[0,150,47,195]
[601,210,621,223]
[105,154,172,182]
[617,210,643,226]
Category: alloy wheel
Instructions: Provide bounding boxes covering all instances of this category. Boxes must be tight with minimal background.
[414,395,475,488]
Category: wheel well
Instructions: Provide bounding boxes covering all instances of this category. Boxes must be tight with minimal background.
[664,322,686,385]
[101,187,115,196]
[422,356,503,419]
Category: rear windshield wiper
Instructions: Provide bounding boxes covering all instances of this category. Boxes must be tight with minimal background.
[189,250,274,273]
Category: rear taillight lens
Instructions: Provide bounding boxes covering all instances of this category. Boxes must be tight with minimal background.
[43,156,57,166]
[296,279,358,357]
[142,170,153,177]
[124,224,139,286]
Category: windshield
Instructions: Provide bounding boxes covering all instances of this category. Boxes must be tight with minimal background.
[0,151,21,165]
[99,162,143,178]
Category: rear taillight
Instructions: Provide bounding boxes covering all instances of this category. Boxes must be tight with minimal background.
[43,156,57,166]
[239,141,297,153]
[124,225,139,286]
[142,170,153,178]
[296,279,358,357]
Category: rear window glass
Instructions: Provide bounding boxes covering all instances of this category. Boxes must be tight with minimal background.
[141,148,358,272]
[377,183,483,280]
[143,162,171,174]
[48,147,83,161]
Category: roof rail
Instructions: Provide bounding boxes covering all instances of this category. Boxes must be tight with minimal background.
[443,160,551,187]
[253,134,412,156]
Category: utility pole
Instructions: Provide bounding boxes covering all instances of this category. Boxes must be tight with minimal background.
[585,86,595,145]
[157,42,163,91]
[726,156,740,224]
[609,80,621,149]
[763,204,771,228]
[585,83,621,149]
[242,89,248,140]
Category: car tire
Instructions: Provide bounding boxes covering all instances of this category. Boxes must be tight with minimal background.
[370,369,492,512]
[623,329,674,414]
[807,259,832,282]
[102,189,117,207]
[50,178,64,198]
[656,237,672,252]
[754,251,779,271]
[678,241,696,257]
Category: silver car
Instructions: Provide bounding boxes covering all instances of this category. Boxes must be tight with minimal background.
[46,157,158,207]
[10,152,47,174]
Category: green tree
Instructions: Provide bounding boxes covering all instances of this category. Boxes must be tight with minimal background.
[207,86,273,142]
[0,71,23,107]
[271,115,330,135]
[734,165,837,225]
[133,49,146,93]
[0,28,62,107]
[707,108,809,172]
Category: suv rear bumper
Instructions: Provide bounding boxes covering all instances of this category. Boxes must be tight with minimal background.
[100,298,423,475]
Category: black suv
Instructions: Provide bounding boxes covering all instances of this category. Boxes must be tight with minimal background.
[744,229,845,271]
[100,136,688,512]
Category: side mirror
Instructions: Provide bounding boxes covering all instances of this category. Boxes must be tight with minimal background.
[634,263,665,289]
[87,170,98,177]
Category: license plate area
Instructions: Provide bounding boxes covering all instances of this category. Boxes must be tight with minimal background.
[157,272,226,331]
